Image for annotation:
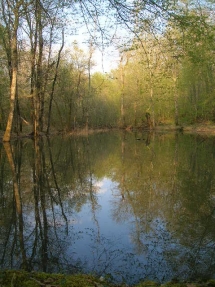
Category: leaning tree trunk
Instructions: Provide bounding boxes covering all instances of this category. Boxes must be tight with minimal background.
[3,33,18,142]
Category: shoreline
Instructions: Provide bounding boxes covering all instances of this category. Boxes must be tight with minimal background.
[1,270,215,287]
[1,124,215,142]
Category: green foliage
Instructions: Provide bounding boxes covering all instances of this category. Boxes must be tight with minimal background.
[136,281,160,287]
[1,0,215,134]
[0,270,106,287]
[0,270,214,287]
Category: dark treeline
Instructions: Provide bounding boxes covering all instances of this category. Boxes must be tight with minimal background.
[1,0,215,141]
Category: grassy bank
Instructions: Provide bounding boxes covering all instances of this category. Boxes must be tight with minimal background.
[1,270,215,287]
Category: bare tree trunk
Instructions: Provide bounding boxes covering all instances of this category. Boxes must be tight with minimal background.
[120,61,125,128]
[1,0,21,142]
[146,112,153,129]
[14,94,22,135]
[85,40,94,132]
[47,29,64,134]
[149,70,155,129]
[33,0,43,137]
[173,69,179,126]
[3,33,18,142]
[174,88,179,126]
[3,68,17,141]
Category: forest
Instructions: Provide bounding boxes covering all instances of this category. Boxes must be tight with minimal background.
[1,0,215,141]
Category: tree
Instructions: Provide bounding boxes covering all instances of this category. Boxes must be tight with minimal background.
[0,0,67,139]
[2,0,204,137]
[0,25,9,130]
[166,0,215,124]
[1,0,21,141]
[22,0,66,136]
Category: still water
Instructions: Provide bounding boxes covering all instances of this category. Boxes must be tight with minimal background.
[1,131,215,284]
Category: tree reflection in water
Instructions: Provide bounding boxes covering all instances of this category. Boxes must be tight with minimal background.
[1,132,215,284]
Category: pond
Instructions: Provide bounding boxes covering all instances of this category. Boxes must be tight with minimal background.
[1,131,215,285]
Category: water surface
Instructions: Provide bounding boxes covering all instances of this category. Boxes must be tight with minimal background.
[1,131,215,284]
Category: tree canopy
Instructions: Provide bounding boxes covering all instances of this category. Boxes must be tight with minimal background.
[0,0,215,140]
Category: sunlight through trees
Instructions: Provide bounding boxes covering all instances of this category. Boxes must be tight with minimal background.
[1,0,215,139]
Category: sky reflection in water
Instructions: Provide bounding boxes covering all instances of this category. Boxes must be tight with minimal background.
[1,132,215,284]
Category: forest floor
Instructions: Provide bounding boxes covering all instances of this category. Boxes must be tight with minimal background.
[1,270,215,287]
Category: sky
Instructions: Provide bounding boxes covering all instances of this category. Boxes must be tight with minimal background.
[64,27,122,73]
[64,29,121,73]
[63,2,132,73]
[92,47,120,73]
